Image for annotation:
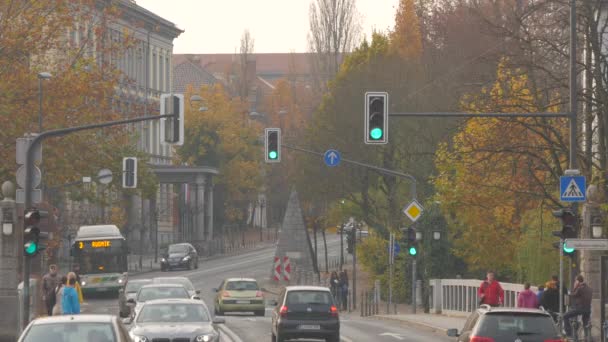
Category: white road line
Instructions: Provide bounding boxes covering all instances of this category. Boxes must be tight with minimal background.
[218,324,244,342]
[341,336,354,342]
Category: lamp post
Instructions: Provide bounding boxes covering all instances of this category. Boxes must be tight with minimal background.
[37,72,52,132]
[189,95,208,112]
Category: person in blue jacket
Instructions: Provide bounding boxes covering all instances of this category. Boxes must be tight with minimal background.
[62,273,80,315]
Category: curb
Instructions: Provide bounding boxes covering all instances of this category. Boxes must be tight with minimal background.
[370,315,451,334]
[217,324,243,342]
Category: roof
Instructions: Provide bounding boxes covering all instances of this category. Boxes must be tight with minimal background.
[143,298,205,305]
[173,59,217,93]
[128,279,152,284]
[30,314,115,324]
[140,283,188,289]
[76,225,122,239]
[225,278,258,282]
[285,286,331,292]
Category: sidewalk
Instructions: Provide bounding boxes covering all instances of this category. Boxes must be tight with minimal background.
[373,312,466,334]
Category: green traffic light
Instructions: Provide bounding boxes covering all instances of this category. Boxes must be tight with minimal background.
[24,242,37,256]
[370,128,383,140]
[563,243,575,254]
[408,246,417,256]
[269,151,278,159]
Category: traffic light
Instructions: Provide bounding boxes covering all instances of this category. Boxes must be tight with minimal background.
[122,157,137,189]
[161,94,184,145]
[552,208,578,257]
[364,92,389,144]
[406,227,418,256]
[23,208,48,257]
[265,128,281,163]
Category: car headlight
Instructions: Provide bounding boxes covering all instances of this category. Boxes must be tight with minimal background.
[81,281,87,287]
[129,332,149,342]
[161,257,167,263]
[196,333,218,342]
[183,256,191,261]
[118,278,124,284]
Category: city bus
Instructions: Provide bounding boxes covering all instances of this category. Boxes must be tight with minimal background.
[71,224,128,296]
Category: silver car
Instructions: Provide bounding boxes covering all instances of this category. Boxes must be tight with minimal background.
[119,279,152,318]
[127,283,193,317]
[127,298,225,342]
[19,314,130,342]
[153,276,201,298]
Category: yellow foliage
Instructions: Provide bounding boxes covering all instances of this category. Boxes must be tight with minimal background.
[391,0,423,60]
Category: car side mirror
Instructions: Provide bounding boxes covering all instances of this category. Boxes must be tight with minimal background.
[446,329,459,337]
[212,317,225,324]
[122,317,133,325]
[127,298,136,305]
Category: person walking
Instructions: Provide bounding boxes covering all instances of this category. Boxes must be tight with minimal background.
[517,282,538,308]
[62,273,81,315]
[52,276,68,315]
[329,271,339,303]
[42,264,60,316]
[338,270,349,311]
[477,271,504,307]
[563,275,592,338]
[536,285,545,303]
[540,280,560,322]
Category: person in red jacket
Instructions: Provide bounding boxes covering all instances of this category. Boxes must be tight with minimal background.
[478,271,504,307]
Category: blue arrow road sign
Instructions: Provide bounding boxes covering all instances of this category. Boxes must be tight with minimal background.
[560,175,586,202]
[324,149,341,167]
[388,242,400,255]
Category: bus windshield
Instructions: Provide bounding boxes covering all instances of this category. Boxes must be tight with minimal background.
[78,253,125,274]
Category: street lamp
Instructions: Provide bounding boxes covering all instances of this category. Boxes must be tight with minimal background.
[37,72,52,132]
[189,95,208,112]
[592,217,603,238]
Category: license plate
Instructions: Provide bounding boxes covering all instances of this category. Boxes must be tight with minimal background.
[299,325,320,330]
[236,300,250,304]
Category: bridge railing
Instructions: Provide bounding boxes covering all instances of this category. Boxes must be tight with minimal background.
[429,279,535,316]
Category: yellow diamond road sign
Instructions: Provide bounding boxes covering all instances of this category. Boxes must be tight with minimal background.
[404,200,423,222]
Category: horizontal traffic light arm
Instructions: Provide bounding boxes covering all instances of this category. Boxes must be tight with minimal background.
[22,112,178,209]
[281,143,417,199]
[389,112,570,118]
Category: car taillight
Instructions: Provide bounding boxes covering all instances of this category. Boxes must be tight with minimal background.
[470,337,495,342]
[222,291,231,298]
[280,305,288,317]
[256,291,263,297]
[330,305,339,317]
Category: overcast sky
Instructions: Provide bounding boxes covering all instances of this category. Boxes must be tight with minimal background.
[136,0,399,54]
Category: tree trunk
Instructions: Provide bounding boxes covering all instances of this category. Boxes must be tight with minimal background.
[322,228,328,272]
[313,221,318,272]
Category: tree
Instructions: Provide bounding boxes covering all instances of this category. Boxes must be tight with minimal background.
[177,84,263,229]
[307,0,362,94]
[391,0,423,60]
[238,29,255,100]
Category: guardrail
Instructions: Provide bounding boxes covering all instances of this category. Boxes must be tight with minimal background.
[429,279,535,316]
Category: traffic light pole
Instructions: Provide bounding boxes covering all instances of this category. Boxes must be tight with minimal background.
[340,224,344,270]
[352,227,357,310]
[412,258,417,314]
[22,112,177,328]
[559,239,564,328]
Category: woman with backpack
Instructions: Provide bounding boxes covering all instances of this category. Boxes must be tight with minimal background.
[52,276,67,315]
[62,272,80,315]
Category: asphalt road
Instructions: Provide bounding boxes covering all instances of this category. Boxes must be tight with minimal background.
[84,235,451,342]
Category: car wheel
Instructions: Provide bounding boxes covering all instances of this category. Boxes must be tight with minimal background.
[326,332,340,342]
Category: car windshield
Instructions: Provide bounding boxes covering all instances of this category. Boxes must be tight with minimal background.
[476,313,558,338]
[286,291,333,305]
[126,281,150,293]
[225,281,259,291]
[22,322,115,342]
[168,245,188,253]
[137,287,189,302]
[154,278,194,291]
[137,303,210,323]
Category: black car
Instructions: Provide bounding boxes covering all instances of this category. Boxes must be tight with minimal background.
[447,305,561,342]
[270,286,339,342]
[161,243,199,271]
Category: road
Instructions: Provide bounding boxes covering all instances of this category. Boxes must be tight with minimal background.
[84,235,451,342]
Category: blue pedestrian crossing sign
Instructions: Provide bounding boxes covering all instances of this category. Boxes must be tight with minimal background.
[324,149,341,167]
[560,175,586,202]
[388,242,400,255]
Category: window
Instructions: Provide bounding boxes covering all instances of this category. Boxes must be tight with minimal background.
[225,281,259,291]
[159,53,164,92]
[165,57,170,91]
[286,291,332,305]
[152,52,157,90]
[136,286,189,302]
[22,322,116,342]
[137,304,209,323]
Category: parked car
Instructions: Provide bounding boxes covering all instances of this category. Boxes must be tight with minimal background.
[19,314,130,342]
[126,298,224,342]
[153,276,200,299]
[270,285,340,342]
[213,278,266,316]
[446,305,561,342]
[127,283,193,317]
[118,278,152,318]
[160,243,198,271]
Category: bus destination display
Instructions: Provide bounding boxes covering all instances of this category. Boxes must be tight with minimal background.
[78,240,113,249]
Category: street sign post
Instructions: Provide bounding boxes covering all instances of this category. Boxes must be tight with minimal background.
[323,149,341,167]
[403,200,424,222]
[560,175,586,202]
[564,239,608,250]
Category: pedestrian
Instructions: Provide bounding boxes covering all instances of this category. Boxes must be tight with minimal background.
[42,264,60,316]
[71,265,84,304]
[517,282,538,308]
[339,270,349,311]
[536,285,545,303]
[62,272,80,315]
[540,280,560,321]
[52,276,68,315]
[329,271,339,302]
[477,271,504,307]
[552,274,568,298]
[72,264,82,284]
[563,275,592,337]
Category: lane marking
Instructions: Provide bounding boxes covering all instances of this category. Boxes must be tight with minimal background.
[218,324,244,342]
[341,336,354,342]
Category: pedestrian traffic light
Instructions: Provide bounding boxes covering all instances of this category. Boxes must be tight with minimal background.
[161,94,184,145]
[122,157,137,189]
[265,128,281,163]
[552,208,578,257]
[406,227,418,256]
[23,208,48,257]
[364,92,389,144]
